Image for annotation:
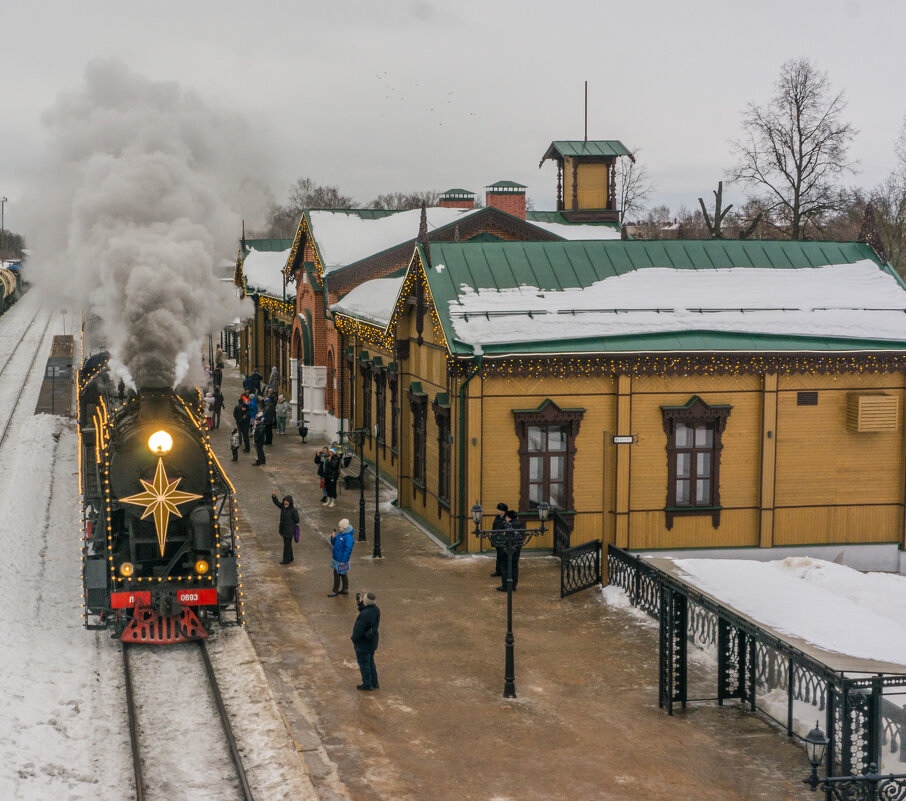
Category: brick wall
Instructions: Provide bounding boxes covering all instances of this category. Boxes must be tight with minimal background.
[485,191,526,220]
[438,198,475,209]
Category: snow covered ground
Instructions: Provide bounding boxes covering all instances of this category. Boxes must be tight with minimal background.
[0,293,316,800]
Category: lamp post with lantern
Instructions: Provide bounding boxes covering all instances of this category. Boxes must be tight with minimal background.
[372,421,383,558]
[802,722,906,798]
[471,501,549,698]
[341,428,367,542]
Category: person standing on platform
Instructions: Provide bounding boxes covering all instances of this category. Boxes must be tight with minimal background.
[498,508,524,591]
[323,448,341,508]
[252,412,267,466]
[276,394,290,434]
[328,518,355,596]
[233,399,250,452]
[263,396,276,445]
[212,387,224,429]
[351,592,380,690]
[267,366,280,395]
[271,490,299,565]
[490,502,508,579]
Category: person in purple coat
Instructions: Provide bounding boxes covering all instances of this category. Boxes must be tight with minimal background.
[328,519,355,596]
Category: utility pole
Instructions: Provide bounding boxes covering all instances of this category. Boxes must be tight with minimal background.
[0,197,7,263]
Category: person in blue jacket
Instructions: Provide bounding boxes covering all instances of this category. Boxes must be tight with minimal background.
[328,518,355,596]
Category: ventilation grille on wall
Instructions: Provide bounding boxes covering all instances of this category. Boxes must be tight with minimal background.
[846,392,899,432]
[797,391,818,406]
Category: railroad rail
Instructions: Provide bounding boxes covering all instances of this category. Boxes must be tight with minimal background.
[0,310,53,449]
[122,641,255,801]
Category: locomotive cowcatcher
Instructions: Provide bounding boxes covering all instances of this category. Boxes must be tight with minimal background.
[79,355,242,643]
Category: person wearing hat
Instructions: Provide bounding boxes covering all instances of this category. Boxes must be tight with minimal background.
[323,447,342,507]
[351,591,380,691]
[328,518,355,596]
[276,394,290,435]
[490,502,509,578]
[252,411,267,466]
[498,508,524,591]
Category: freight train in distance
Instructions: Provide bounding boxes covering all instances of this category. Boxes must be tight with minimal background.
[78,326,242,643]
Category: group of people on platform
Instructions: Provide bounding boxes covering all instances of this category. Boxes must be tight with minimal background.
[229,367,291,466]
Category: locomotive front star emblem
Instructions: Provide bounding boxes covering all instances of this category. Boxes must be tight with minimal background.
[120,457,203,556]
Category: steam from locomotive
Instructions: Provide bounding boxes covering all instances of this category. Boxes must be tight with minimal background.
[23,59,259,388]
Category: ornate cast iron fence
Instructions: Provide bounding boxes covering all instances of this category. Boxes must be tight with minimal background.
[560,540,602,598]
[606,544,906,777]
[551,510,572,556]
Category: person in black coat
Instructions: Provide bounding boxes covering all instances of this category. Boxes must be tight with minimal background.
[271,490,299,564]
[314,446,330,504]
[351,592,380,690]
[212,387,224,429]
[490,502,508,578]
[263,397,276,445]
[322,449,341,507]
[252,413,267,465]
[232,400,250,452]
[498,509,523,591]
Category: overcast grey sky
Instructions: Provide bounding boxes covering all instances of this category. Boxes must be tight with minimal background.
[2,0,905,231]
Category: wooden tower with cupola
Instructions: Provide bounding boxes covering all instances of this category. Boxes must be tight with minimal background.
[539,140,634,222]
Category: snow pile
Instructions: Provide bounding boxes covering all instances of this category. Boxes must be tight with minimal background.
[310,207,480,273]
[23,60,257,389]
[528,220,622,240]
[242,247,291,297]
[448,260,906,348]
[331,277,404,327]
[672,556,906,667]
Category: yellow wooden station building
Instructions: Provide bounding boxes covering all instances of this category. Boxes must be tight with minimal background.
[333,234,906,569]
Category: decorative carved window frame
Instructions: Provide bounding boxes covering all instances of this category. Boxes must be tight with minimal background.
[388,364,399,457]
[373,359,387,456]
[359,355,372,437]
[433,393,451,510]
[660,395,732,530]
[512,400,585,515]
[407,382,428,496]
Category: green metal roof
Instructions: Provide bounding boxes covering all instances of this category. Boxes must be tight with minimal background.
[486,180,527,191]
[440,188,475,198]
[540,140,632,164]
[416,240,899,356]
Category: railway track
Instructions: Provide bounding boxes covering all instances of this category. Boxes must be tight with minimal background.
[0,308,53,449]
[122,640,254,801]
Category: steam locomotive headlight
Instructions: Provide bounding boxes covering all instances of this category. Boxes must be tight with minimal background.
[119,562,134,577]
[148,430,173,454]
[195,559,210,575]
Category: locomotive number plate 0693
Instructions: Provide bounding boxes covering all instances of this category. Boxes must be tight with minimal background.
[177,589,217,605]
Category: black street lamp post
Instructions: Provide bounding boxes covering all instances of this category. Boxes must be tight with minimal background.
[802,723,906,799]
[342,428,367,541]
[373,422,383,558]
[471,501,549,699]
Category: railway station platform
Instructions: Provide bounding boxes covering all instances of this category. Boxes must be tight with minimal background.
[210,367,814,801]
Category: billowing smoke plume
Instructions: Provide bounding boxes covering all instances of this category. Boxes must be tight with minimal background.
[24,60,263,389]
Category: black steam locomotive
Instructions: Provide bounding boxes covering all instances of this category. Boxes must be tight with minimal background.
[78,347,242,643]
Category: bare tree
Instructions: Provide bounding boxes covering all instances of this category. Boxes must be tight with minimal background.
[729,58,856,239]
[369,190,439,210]
[263,177,357,237]
[616,148,653,224]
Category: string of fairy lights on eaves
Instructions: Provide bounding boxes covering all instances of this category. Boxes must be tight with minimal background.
[258,295,294,317]
[447,352,906,380]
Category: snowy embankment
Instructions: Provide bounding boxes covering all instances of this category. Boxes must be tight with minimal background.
[672,556,906,668]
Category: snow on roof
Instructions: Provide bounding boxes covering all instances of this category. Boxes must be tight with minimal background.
[527,220,622,240]
[310,207,481,274]
[331,277,404,327]
[668,556,906,669]
[242,247,290,297]
[447,260,906,348]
